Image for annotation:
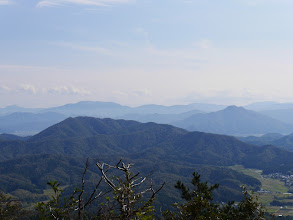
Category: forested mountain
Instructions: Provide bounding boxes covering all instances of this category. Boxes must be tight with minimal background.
[238,132,293,152]
[237,133,284,145]
[173,105,293,136]
[2,116,293,208]
[271,133,293,151]
[1,116,292,170]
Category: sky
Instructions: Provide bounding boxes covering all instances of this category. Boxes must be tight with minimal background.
[1,0,293,108]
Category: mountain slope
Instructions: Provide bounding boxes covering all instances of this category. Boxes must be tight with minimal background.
[0,133,31,141]
[260,109,293,125]
[0,153,261,206]
[29,117,186,142]
[0,117,187,160]
[237,133,284,146]
[173,106,293,136]
[271,133,293,151]
[1,116,293,172]
[2,117,293,206]
[117,109,202,124]
[238,133,293,152]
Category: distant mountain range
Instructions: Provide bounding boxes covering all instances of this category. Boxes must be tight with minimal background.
[238,132,293,152]
[0,101,225,117]
[0,112,67,136]
[0,105,42,115]
[0,101,224,135]
[118,109,203,124]
[172,106,293,136]
[244,101,293,111]
[2,101,293,136]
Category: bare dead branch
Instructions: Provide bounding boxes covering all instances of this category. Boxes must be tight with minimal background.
[130,172,140,181]
[78,158,89,219]
[96,162,117,190]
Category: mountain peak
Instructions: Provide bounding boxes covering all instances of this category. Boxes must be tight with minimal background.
[224,105,246,112]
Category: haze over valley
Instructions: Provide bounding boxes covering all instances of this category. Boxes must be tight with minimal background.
[2,100,293,137]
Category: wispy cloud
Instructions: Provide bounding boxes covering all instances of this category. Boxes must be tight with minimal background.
[0,0,13,5]
[113,89,152,98]
[133,88,152,97]
[19,84,38,95]
[0,85,11,93]
[37,0,135,7]
[193,39,213,49]
[145,45,206,64]
[240,0,293,6]
[46,86,92,96]
[4,84,92,96]
[37,1,61,7]
[134,27,150,43]
[50,41,113,56]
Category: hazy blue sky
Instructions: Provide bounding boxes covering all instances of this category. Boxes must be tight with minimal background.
[1,0,293,107]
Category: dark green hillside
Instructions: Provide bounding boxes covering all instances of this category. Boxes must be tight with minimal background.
[2,116,293,207]
[2,117,293,172]
[29,117,186,143]
[28,117,128,142]
[0,140,27,161]
[153,131,293,172]
[158,132,249,166]
[0,117,187,160]
[237,133,284,146]
[272,133,293,151]
[0,153,261,207]
[238,133,293,152]
[241,144,293,171]
[0,154,90,193]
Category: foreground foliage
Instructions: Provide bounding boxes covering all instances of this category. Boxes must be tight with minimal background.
[35,160,270,219]
[164,172,266,220]
[0,191,25,220]
[36,159,164,219]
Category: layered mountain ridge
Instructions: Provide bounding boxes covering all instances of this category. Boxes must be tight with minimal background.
[2,101,293,136]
